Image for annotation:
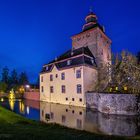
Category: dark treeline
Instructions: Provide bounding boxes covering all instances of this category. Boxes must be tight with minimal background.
[0,66,29,93]
[137,51,140,64]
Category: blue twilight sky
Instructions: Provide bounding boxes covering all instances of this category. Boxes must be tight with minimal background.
[0,0,139,83]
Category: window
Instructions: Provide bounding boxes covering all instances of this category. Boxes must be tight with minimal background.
[50,75,53,81]
[101,49,103,55]
[56,74,58,78]
[77,84,82,94]
[72,98,75,101]
[41,76,43,82]
[46,66,48,71]
[66,109,68,112]
[72,110,75,114]
[61,73,65,80]
[66,97,68,101]
[50,112,54,119]
[50,86,54,93]
[79,112,82,115]
[61,85,66,93]
[67,60,71,65]
[79,98,82,102]
[41,86,44,93]
[62,115,66,123]
[77,119,82,129]
[91,59,94,64]
[42,110,44,117]
[76,70,81,78]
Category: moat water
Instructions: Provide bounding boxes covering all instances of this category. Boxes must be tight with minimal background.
[0,99,140,137]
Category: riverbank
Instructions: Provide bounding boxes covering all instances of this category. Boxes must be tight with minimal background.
[0,106,139,140]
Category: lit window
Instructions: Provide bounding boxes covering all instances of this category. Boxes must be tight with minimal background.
[76,70,81,78]
[61,73,65,80]
[41,76,43,82]
[77,84,82,94]
[50,75,53,81]
[41,86,44,93]
[50,86,54,93]
[67,60,71,65]
[61,85,66,93]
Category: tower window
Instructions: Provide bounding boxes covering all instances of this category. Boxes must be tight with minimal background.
[41,86,44,93]
[76,70,81,78]
[101,49,103,55]
[50,86,54,93]
[41,76,43,82]
[77,84,82,94]
[61,85,66,93]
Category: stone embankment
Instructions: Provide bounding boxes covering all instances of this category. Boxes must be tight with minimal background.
[86,93,139,115]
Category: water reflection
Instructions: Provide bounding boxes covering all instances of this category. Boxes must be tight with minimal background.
[0,99,140,137]
[19,100,25,114]
[9,99,15,111]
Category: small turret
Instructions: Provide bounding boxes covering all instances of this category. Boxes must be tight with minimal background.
[82,7,98,31]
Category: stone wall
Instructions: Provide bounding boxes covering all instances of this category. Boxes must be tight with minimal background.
[86,93,139,115]
[24,92,40,101]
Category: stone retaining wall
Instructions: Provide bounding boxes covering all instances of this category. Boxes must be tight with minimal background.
[24,92,40,101]
[86,93,139,115]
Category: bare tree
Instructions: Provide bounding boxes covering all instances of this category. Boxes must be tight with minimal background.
[95,51,140,93]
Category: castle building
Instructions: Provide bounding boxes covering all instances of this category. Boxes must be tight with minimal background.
[40,10,112,107]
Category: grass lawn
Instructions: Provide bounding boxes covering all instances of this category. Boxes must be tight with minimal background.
[0,106,139,140]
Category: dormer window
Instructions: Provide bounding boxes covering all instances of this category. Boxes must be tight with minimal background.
[46,66,48,71]
[67,60,71,65]
[71,51,74,56]
[91,59,94,64]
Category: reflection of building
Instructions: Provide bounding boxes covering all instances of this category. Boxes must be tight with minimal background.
[40,102,139,136]
[40,102,85,130]
[40,9,111,107]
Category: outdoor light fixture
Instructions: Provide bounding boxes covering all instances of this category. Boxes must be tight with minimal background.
[25,85,30,88]
[0,98,4,102]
